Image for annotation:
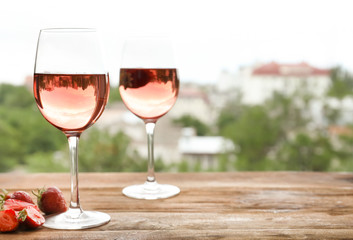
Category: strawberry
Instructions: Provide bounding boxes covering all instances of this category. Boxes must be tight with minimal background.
[0,209,19,232]
[3,199,40,213]
[33,186,68,215]
[10,191,34,204]
[18,206,45,229]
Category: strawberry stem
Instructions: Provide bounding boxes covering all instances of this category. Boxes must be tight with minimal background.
[32,188,45,199]
[0,189,8,209]
[18,208,28,222]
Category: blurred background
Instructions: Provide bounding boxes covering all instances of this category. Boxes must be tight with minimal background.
[1,0,353,173]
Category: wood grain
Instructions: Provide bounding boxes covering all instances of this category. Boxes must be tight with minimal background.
[1,172,353,239]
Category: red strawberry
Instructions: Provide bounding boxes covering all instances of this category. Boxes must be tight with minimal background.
[33,186,68,215]
[3,199,40,212]
[10,191,34,204]
[0,209,19,232]
[18,206,45,229]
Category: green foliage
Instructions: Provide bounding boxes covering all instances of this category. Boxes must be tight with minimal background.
[327,66,353,99]
[177,159,189,172]
[25,152,69,173]
[0,83,168,173]
[215,80,351,171]
[217,154,231,172]
[78,129,146,172]
[219,104,281,170]
[107,85,122,103]
[322,102,341,125]
[176,159,203,172]
[0,84,33,108]
[0,84,66,172]
[65,128,165,173]
[193,161,202,172]
[0,118,22,171]
[329,125,353,171]
[24,127,167,173]
[276,132,335,171]
[217,99,244,131]
[173,115,211,136]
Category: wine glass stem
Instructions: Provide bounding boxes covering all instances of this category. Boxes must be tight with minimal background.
[67,135,82,214]
[145,122,156,183]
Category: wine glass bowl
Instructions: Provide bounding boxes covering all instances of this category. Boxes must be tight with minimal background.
[33,28,110,229]
[33,74,109,133]
[119,37,180,200]
[119,68,179,121]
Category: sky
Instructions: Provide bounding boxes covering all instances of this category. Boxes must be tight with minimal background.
[1,0,353,86]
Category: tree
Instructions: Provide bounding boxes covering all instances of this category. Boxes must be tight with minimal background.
[276,132,336,171]
[0,84,66,172]
[216,86,344,171]
[327,66,353,99]
[107,86,122,103]
[72,128,166,172]
[0,117,22,171]
[173,115,211,136]
[219,105,281,170]
[78,129,145,172]
[24,151,69,173]
[0,84,33,108]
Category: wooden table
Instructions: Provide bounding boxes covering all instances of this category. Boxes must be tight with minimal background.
[1,172,353,239]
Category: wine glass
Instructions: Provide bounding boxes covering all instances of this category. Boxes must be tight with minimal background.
[119,36,180,200]
[33,28,110,229]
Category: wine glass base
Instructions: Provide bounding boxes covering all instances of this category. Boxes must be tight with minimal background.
[122,181,180,200]
[43,208,111,230]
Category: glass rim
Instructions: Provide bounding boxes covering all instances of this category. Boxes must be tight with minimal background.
[40,28,97,33]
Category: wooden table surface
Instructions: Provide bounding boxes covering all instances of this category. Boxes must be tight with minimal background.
[1,172,353,239]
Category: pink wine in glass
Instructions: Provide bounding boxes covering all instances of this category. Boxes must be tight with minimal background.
[34,73,109,133]
[119,68,179,121]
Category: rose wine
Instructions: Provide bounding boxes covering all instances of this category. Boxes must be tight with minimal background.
[34,73,109,133]
[119,68,179,121]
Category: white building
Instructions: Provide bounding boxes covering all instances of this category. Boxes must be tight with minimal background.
[214,62,353,128]
[178,128,235,169]
[216,62,331,105]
